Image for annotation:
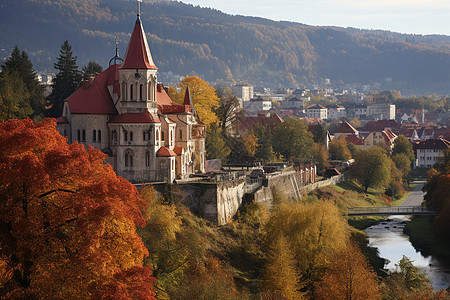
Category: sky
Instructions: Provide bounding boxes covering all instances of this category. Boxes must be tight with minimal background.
[182,0,450,36]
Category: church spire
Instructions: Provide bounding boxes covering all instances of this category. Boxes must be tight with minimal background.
[121,1,157,70]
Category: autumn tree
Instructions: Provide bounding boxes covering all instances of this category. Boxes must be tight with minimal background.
[82,61,103,80]
[46,40,82,117]
[0,119,155,299]
[315,242,380,300]
[264,201,348,294]
[329,135,352,161]
[170,76,220,127]
[272,117,314,161]
[215,94,243,137]
[392,135,415,164]
[0,71,32,122]
[350,146,392,193]
[312,143,329,172]
[264,235,304,299]
[392,153,412,178]
[242,131,258,158]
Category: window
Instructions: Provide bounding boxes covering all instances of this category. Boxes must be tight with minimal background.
[130,84,134,100]
[179,129,182,139]
[130,131,133,142]
[93,130,97,142]
[143,131,146,141]
[170,130,173,146]
[147,131,151,141]
[145,151,150,168]
[124,130,128,142]
[139,84,143,100]
[77,129,81,141]
[98,130,101,142]
[125,150,133,168]
[82,130,86,142]
[112,130,117,143]
[122,81,126,100]
[63,129,67,137]
[161,131,165,141]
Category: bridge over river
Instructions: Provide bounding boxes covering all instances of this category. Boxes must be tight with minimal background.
[347,206,438,216]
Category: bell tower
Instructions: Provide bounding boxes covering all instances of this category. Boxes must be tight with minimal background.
[118,1,158,114]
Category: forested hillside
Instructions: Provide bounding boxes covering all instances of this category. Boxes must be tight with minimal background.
[1,0,450,94]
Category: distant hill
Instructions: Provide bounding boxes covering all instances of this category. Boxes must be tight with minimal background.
[1,0,450,95]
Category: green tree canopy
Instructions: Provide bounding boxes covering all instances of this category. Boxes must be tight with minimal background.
[351,146,392,193]
[0,71,32,122]
[392,135,415,163]
[272,117,314,161]
[1,46,45,121]
[205,124,231,162]
[46,40,82,117]
[81,61,103,80]
[254,125,275,162]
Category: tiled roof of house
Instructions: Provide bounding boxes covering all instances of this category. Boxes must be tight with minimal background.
[413,138,450,150]
[65,65,119,115]
[334,121,358,134]
[121,16,157,70]
[359,120,401,132]
[307,104,327,110]
[109,110,160,123]
[345,134,364,145]
[156,147,177,157]
[239,113,284,131]
[56,116,69,124]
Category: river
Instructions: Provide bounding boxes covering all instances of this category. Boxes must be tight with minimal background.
[366,215,450,291]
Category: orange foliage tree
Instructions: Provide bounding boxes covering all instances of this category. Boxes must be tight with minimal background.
[315,242,380,300]
[0,119,155,299]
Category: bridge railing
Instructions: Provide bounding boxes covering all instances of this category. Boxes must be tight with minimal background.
[347,206,438,216]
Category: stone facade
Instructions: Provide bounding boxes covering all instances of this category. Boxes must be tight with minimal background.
[56,13,205,183]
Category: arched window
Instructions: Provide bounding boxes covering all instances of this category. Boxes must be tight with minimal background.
[179,129,183,139]
[98,130,102,142]
[112,130,117,143]
[82,130,86,142]
[121,81,126,100]
[139,84,143,100]
[93,130,96,142]
[63,129,67,137]
[170,130,173,146]
[143,130,146,141]
[130,131,133,142]
[130,84,134,100]
[147,130,151,141]
[161,131,165,141]
[125,150,133,168]
[77,129,81,141]
[124,130,128,142]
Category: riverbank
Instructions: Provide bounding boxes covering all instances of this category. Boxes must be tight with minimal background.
[404,216,450,266]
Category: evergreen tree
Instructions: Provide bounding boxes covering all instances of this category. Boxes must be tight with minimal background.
[82,61,103,80]
[0,71,32,122]
[1,46,45,121]
[47,41,82,117]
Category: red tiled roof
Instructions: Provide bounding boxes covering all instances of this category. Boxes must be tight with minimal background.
[413,138,450,150]
[173,147,184,155]
[121,17,157,70]
[334,121,358,134]
[307,104,327,109]
[56,116,69,124]
[345,134,364,145]
[359,120,401,132]
[239,113,284,131]
[109,110,160,123]
[65,65,119,114]
[156,147,177,157]
[156,84,174,108]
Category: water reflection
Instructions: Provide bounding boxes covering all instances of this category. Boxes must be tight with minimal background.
[366,215,450,291]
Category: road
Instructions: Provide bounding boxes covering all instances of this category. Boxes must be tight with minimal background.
[399,181,426,207]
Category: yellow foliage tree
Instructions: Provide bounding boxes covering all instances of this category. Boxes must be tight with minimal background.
[264,235,305,299]
[264,201,349,293]
[171,76,220,127]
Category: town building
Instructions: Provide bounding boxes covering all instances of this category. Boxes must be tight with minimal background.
[305,104,327,120]
[367,103,396,120]
[333,121,358,138]
[232,84,254,102]
[363,130,397,150]
[326,103,345,121]
[243,97,272,115]
[413,138,450,168]
[56,10,205,183]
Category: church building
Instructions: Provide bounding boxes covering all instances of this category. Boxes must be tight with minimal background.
[56,7,206,183]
